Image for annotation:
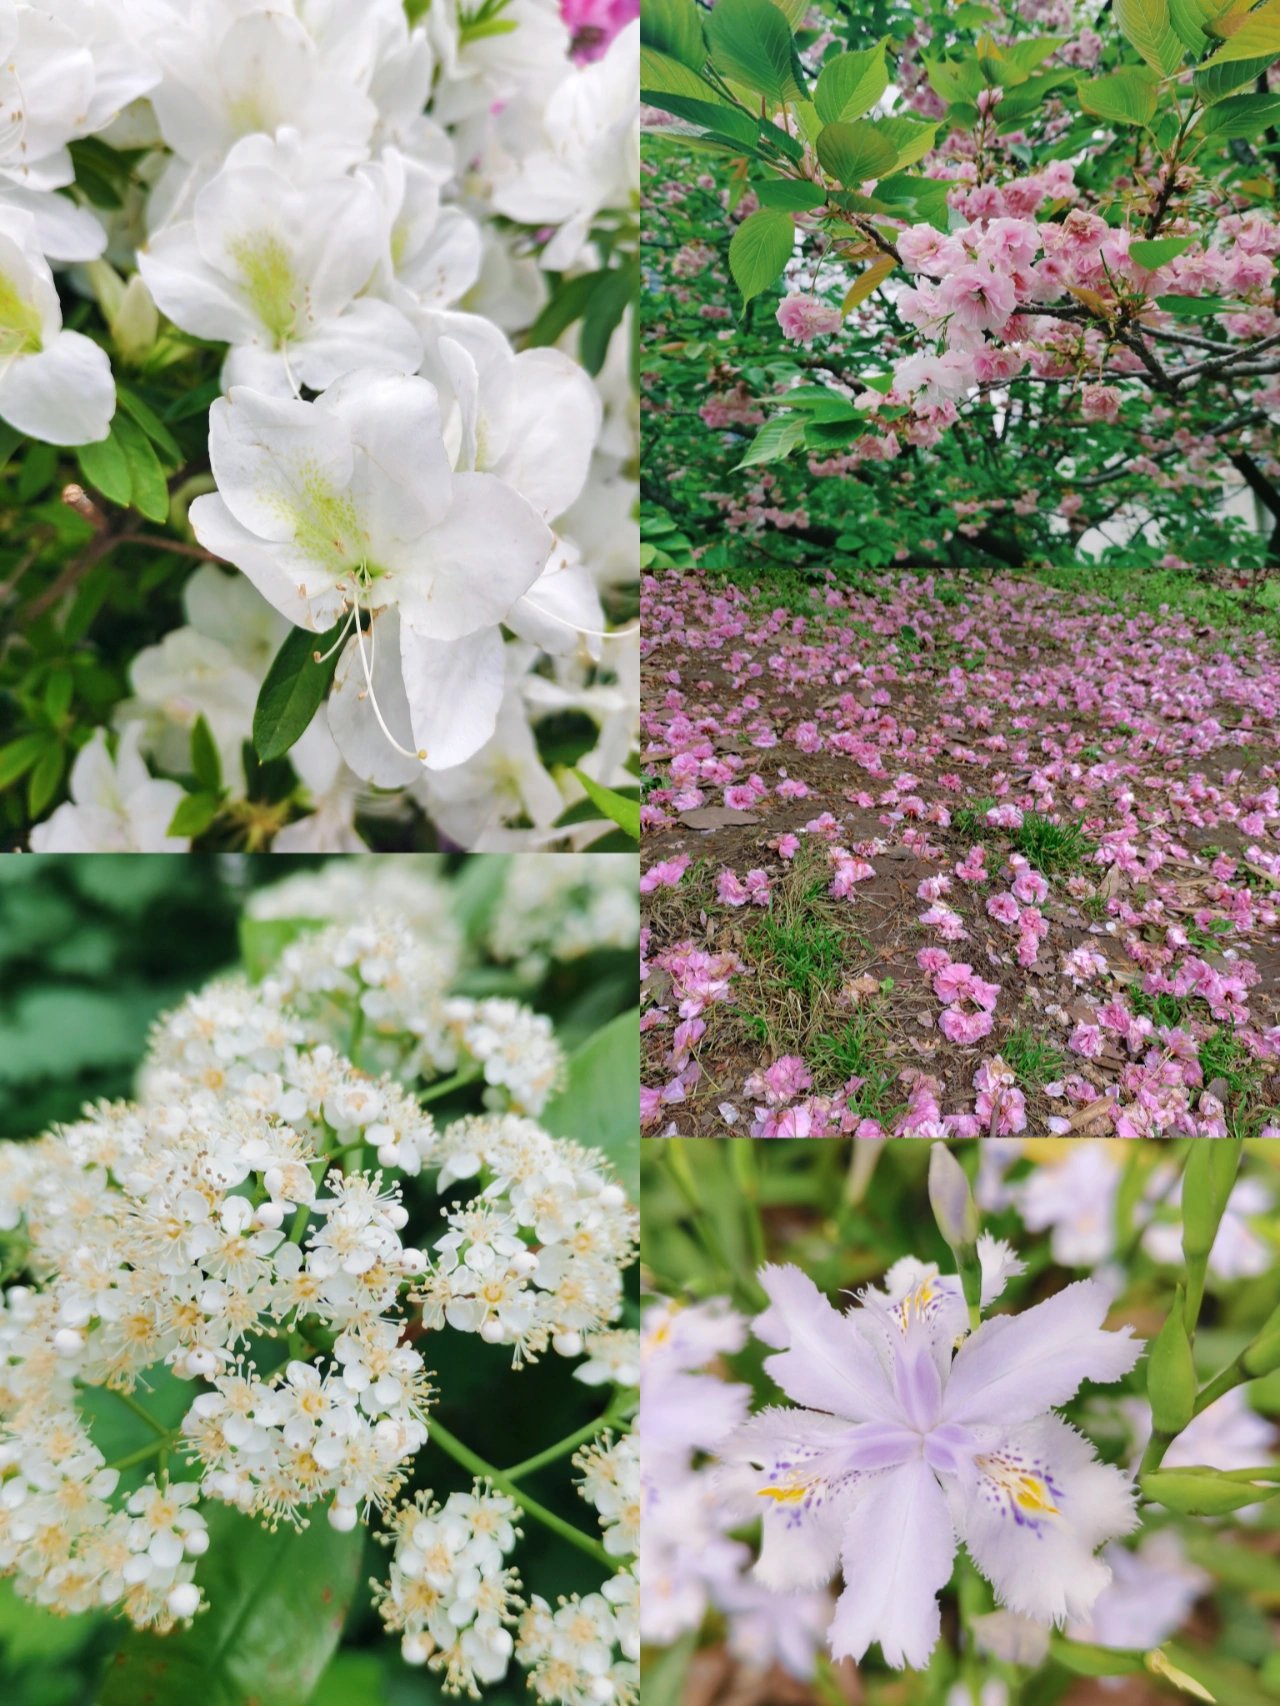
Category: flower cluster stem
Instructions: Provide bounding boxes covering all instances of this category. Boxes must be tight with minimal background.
[429,1417,613,1569]
[505,1407,622,1482]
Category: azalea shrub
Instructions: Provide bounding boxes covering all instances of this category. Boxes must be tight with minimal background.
[640,565,1280,1139]
[0,0,640,854]
[0,853,640,1706]
[641,0,1280,568]
[640,1136,1280,1706]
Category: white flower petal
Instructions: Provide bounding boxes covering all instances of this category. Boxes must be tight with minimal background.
[831,1458,956,1668]
[754,1265,901,1424]
[0,330,115,445]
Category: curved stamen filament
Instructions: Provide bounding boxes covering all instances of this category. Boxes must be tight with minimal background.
[350,574,427,765]
[311,606,357,666]
[517,593,639,641]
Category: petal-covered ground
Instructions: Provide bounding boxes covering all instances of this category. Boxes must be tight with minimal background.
[640,571,1280,1138]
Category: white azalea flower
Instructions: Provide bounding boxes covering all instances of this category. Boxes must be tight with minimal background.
[0,205,115,443]
[28,725,188,852]
[425,0,570,125]
[360,146,480,323]
[190,372,552,772]
[490,21,638,268]
[720,1261,1141,1669]
[139,129,421,394]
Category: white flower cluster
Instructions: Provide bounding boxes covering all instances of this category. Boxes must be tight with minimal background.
[373,1480,524,1694]
[0,895,636,1655]
[486,855,641,975]
[11,0,639,853]
[420,1114,636,1362]
[517,1570,638,1706]
[247,857,461,941]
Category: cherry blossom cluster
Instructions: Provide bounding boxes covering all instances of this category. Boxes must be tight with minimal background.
[10,0,639,852]
[0,890,637,1663]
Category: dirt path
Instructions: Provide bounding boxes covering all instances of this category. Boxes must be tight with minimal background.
[640,571,1280,1138]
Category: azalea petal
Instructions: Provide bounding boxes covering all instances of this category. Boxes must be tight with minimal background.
[327,610,426,788]
[294,297,422,391]
[400,623,506,770]
[0,331,115,445]
[494,349,601,522]
[941,1279,1140,1428]
[189,493,345,631]
[830,1459,956,1668]
[951,1414,1138,1627]
[754,1265,900,1424]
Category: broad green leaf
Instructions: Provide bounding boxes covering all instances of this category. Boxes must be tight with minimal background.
[640,0,706,70]
[814,42,888,124]
[542,1009,640,1195]
[1078,67,1159,127]
[26,742,64,818]
[1157,291,1242,316]
[1203,0,1280,64]
[643,92,761,150]
[1194,49,1278,99]
[98,1503,363,1706]
[113,413,169,523]
[0,732,51,790]
[580,260,639,375]
[1130,235,1195,269]
[999,34,1070,78]
[735,414,806,468]
[526,270,602,348]
[190,715,222,793]
[873,117,938,169]
[705,0,805,106]
[873,172,954,231]
[753,178,827,210]
[570,768,640,838]
[167,790,221,839]
[1116,0,1188,74]
[239,915,309,981]
[115,384,182,463]
[1168,0,1220,50]
[727,206,795,303]
[923,55,986,105]
[75,430,131,507]
[640,45,724,101]
[252,619,347,760]
[815,119,898,187]
[1202,90,1280,134]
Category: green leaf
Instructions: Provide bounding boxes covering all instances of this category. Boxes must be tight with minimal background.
[113,413,169,523]
[167,791,221,838]
[0,732,52,790]
[115,384,182,463]
[1078,67,1159,127]
[640,45,724,101]
[98,1503,363,1706]
[1168,0,1219,51]
[727,206,795,303]
[580,260,638,376]
[1202,0,1280,66]
[753,178,827,210]
[1130,235,1195,270]
[1194,49,1277,101]
[1116,0,1188,75]
[873,172,954,231]
[814,42,888,124]
[1050,1637,1145,1678]
[525,269,603,349]
[542,1009,640,1195]
[816,119,899,187]
[735,414,806,468]
[252,620,347,761]
[924,55,987,105]
[705,0,805,106]
[639,0,707,70]
[44,670,74,724]
[190,715,222,793]
[873,117,938,169]
[75,430,131,507]
[1202,89,1280,136]
[26,742,64,818]
[570,768,640,838]
[1156,291,1242,316]
[239,915,309,981]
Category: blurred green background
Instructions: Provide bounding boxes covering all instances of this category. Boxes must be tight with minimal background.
[0,854,639,1706]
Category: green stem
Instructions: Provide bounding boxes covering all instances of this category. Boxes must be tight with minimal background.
[348,999,366,1068]
[107,1431,180,1473]
[429,1418,613,1569]
[505,1411,618,1482]
[1191,1358,1248,1417]
[419,1064,483,1104]
[110,1387,172,1438]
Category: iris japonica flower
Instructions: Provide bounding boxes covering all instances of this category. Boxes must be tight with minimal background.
[720,1251,1140,1669]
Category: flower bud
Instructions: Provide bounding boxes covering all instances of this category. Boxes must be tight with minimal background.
[53,1328,84,1358]
[168,1583,201,1620]
[112,274,160,365]
[255,1202,285,1231]
[402,1634,430,1666]
[553,1331,583,1358]
[328,1502,358,1532]
[928,1142,978,1250]
[1144,1649,1214,1703]
[1140,1467,1280,1516]
[1146,1287,1197,1435]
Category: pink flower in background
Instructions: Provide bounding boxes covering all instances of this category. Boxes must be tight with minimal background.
[1081,384,1122,422]
[561,0,638,59]
[777,294,842,344]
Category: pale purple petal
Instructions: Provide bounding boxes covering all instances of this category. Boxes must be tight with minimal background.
[941,1280,1140,1428]
[754,1264,901,1423]
[830,1459,956,1668]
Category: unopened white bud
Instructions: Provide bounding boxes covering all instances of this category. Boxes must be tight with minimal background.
[327,1502,358,1532]
[511,1250,539,1278]
[398,1248,424,1273]
[598,1185,626,1209]
[386,1203,409,1230]
[183,1528,209,1557]
[588,1679,614,1703]
[185,1348,218,1379]
[255,1202,285,1231]
[53,1328,84,1358]
[377,1144,401,1169]
[480,1318,506,1344]
[168,1583,201,1619]
[403,1633,430,1666]
[553,1331,583,1358]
